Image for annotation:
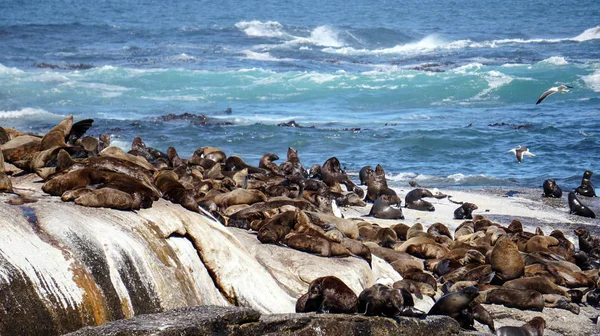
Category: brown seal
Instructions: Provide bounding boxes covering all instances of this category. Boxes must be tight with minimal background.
[568,192,596,218]
[495,316,546,336]
[490,237,524,282]
[0,149,13,193]
[357,283,404,316]
[40,115,73,150]
[369,194,404,220]
[259,153,283,176]
[484,288,544,311]
[299,276,358,314]
[257,210,296,244]
[74,187,134,210]
[283,233,338,257]
[574,227,599,253]
[503,276,569,296]
[428,286,479,317]
[279,147,308,177]
[405,188,435,211]
[359,165,374,185]
[454,202,478,219]
[575,170,596,197]
[154,170,199,212]
[427,222,452,239]
[213,188,267,209]
[42,167,94,196]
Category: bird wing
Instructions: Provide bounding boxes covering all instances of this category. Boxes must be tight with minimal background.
[536,89,557,105]
[523,151,535,157]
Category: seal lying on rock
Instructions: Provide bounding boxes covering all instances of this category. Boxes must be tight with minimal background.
[568,192,595,218]
[428,286,479,318]
[296,276,358,314]
[454,202,478,219]
[495,316,546,336]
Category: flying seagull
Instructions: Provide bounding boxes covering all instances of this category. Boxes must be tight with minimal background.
[536,84,572,105]
[508,145,535,163]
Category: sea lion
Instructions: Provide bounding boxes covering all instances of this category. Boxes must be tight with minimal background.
[358,283,404,317]
[484,288,544,311]
[575,170,596,197]
[369,194,404,220]
[301,276,359,314]
[490,237,524,282]
[194,146,226,163]
[259,153,283,176]
[523,236,559,253]
[74,187,134,210]
[391,223,410,241]
[374,227,398,248]
[454,203,478,219]
[40,115,73,150]
[428,286,479,317]
[568,192,595,218]
[214,188,267,209]
[279,147,308,178]
[405,188,435,211]
[42,168,94,196]
[0,150,13,193]
[359,165,374,185]
[257,210,296,244]
[574,227,599,253]
[495,316,546,336]
[365,164,397,202]
[427,222,452,239]
[542,179,562,198]
[154,170,199,212]
[471,302,495,332]
[503,276,569,296]
[283,233,339,257]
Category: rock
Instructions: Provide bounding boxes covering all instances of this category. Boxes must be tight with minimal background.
[65,305,471,336]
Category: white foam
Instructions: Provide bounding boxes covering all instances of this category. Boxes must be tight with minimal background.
[290,72,340,84]
[0,63,24,75]
[582,70,600,92]
[240,50,294,62]
[538,56,569,65]
[286,26,345,47]
[571,25,600,42]
[473,70,513,99]
[0,108,59,119]
[323,35,470,56]
[235,20,288,38]
[141,95,207,102]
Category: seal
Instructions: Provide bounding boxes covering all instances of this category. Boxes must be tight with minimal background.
[427,222,452,239]
[484,288,544,311]
[454,202,478,219]
[574,227,599,253]
[542,179,562,198]
[366,164,397,202]
[490,237,524,283]
[279,147,308,178]
[568,192,595,218]
[283,232,351,257]
[0,149,13,193]
[495,316,546,336]
[428,286,479,317]
[359,165,374,185]
[257,210,296,244]
[154,170,199,212]
[358,283,404,316]
[503,276,569,296]
[259,153,284,176]
[42,167,94,196]
[369,194,404,220]
[300,276,359,314]
[74,187,135,210]
[373,227,398,248]
[405,188,435,211]
[575,170,596,197]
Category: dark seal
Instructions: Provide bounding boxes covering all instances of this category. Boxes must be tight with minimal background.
[405,188,435,211]
[568,192,595,218]
[453,202,478,219]
[575,170,596,197]
[297,276,358,314]
[542,179,562,198]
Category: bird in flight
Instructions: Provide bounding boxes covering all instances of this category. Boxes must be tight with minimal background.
[508,145,535,163]
[536,84,573,104]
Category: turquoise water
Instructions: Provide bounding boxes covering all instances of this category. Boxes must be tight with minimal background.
[0,0,599,187]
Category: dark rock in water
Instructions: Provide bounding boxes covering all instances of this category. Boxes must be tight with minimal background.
[35,62,94,70]
[155,113,232,126]
[277,120,315,128]
[488,122,534,130]
[505,190,520,197]
[64,305,464,336]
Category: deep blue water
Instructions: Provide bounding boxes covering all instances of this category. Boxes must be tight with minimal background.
[0,0,599,188]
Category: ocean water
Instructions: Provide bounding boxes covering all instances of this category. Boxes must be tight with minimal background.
[1,0,599,188]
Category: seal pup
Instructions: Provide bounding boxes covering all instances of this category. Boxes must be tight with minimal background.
[568,192,595,218]
[405,188,435,211]
[300,276,358,314]
[454,202,478,219]
[495,316,546,336]
[542,179,562,198]
[536,84,572,104]
[575,170,596,197]
[508,145,535,163]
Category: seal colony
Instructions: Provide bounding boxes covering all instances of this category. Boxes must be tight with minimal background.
[1,116,600,334]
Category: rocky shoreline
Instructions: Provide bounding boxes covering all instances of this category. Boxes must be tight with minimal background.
[1,118,599,335]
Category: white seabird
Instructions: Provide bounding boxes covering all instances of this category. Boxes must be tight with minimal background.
[536,84,573,105]
[508,145,535,163]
